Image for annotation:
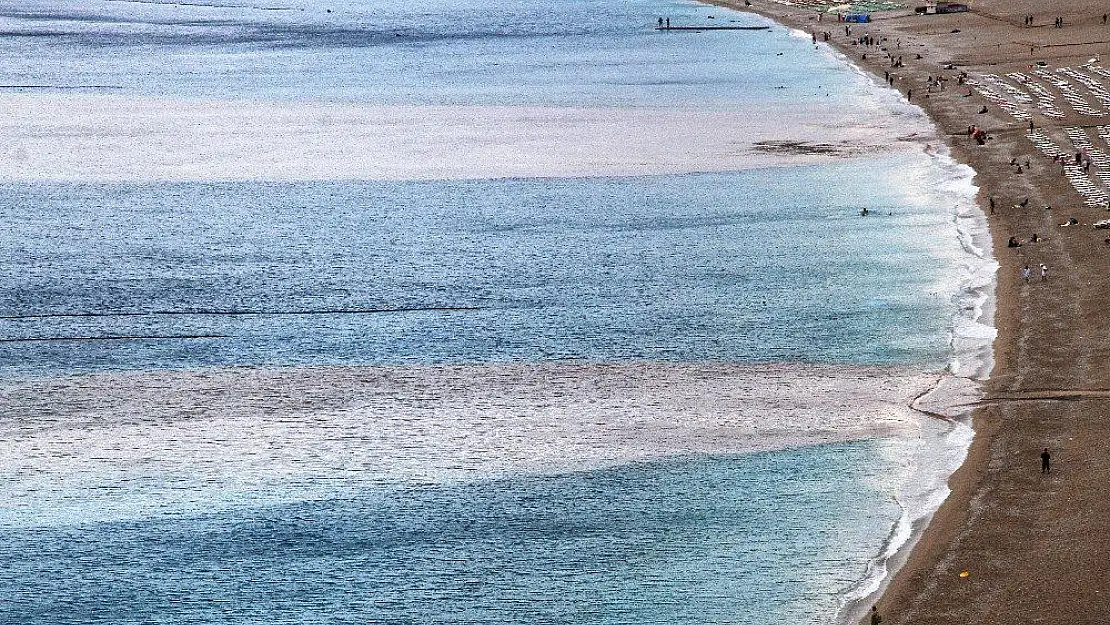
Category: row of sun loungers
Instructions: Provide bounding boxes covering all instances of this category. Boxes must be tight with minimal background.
[1085,65,1110,80]
[1063,163,1108,206]
[981,73,1032,105]
[1032,68,1105,117]
[1064,126,1110,185]
[1057,67,1110,108]
[1027,128,1110,206]
[966,76,1032,120]
[1006,72,1065,118]
[973,65,1110,121]
[1064,126,1094,151]
[1089,126,1110,186]
[1027,128,1068,159]
[1096,125,1110,146]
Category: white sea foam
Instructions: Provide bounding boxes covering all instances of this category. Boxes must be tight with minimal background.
[806,35,996,625]
[833,416,973,619]
[0,362,940,527]
[0,93,932,183]
[833,151,993,621]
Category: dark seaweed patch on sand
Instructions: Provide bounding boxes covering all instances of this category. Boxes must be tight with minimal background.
[752,140,860,156]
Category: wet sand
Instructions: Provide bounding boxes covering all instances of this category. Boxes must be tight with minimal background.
[709,1,1110,622]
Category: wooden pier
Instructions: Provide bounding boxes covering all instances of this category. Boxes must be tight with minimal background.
[654,25,771,31]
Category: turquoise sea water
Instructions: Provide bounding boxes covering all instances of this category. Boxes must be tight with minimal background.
[5,448,899,625]
[0,0,865,108]
[0,163,957,377]
[0,0,984,623]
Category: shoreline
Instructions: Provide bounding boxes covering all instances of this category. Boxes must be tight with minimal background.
[710,4,1001,624]
[831,141,997,624]
[710,1,1110,623]
[692,7,998,622]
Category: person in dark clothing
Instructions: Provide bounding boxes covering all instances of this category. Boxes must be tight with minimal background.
[871,606,883,625]
[1041,448,1051,473]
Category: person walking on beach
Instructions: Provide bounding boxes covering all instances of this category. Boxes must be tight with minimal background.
[1040,263,1048,281]
[871,606,883,625]
[1041,448,1051,473]
[1022,265,1032,283]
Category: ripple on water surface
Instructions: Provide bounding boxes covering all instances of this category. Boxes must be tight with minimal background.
[4,447,903,625]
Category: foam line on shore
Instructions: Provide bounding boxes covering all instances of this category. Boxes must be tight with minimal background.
[828,65,991,625]
[735,9,999,622]
[835,410,973,624]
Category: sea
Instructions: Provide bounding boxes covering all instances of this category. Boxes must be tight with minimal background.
[0,0,996,623]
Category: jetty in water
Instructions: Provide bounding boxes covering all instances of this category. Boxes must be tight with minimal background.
[655,25,771,31]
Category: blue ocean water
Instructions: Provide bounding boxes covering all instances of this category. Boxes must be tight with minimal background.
[0,1,984,624]
[0,163,956,378]
[0,0,865,108]
[5,448,899,625]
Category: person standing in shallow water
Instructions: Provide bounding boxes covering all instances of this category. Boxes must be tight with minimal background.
[871,606,883,625]
[1042,448,1051,474]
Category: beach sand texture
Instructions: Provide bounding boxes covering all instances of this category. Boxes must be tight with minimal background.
[720,0,1110,622]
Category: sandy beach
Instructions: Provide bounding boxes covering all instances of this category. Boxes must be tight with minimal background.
[706,0,1110,622]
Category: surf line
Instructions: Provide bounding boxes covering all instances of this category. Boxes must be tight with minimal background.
[0,306,482,320]
[835,372,976,625]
